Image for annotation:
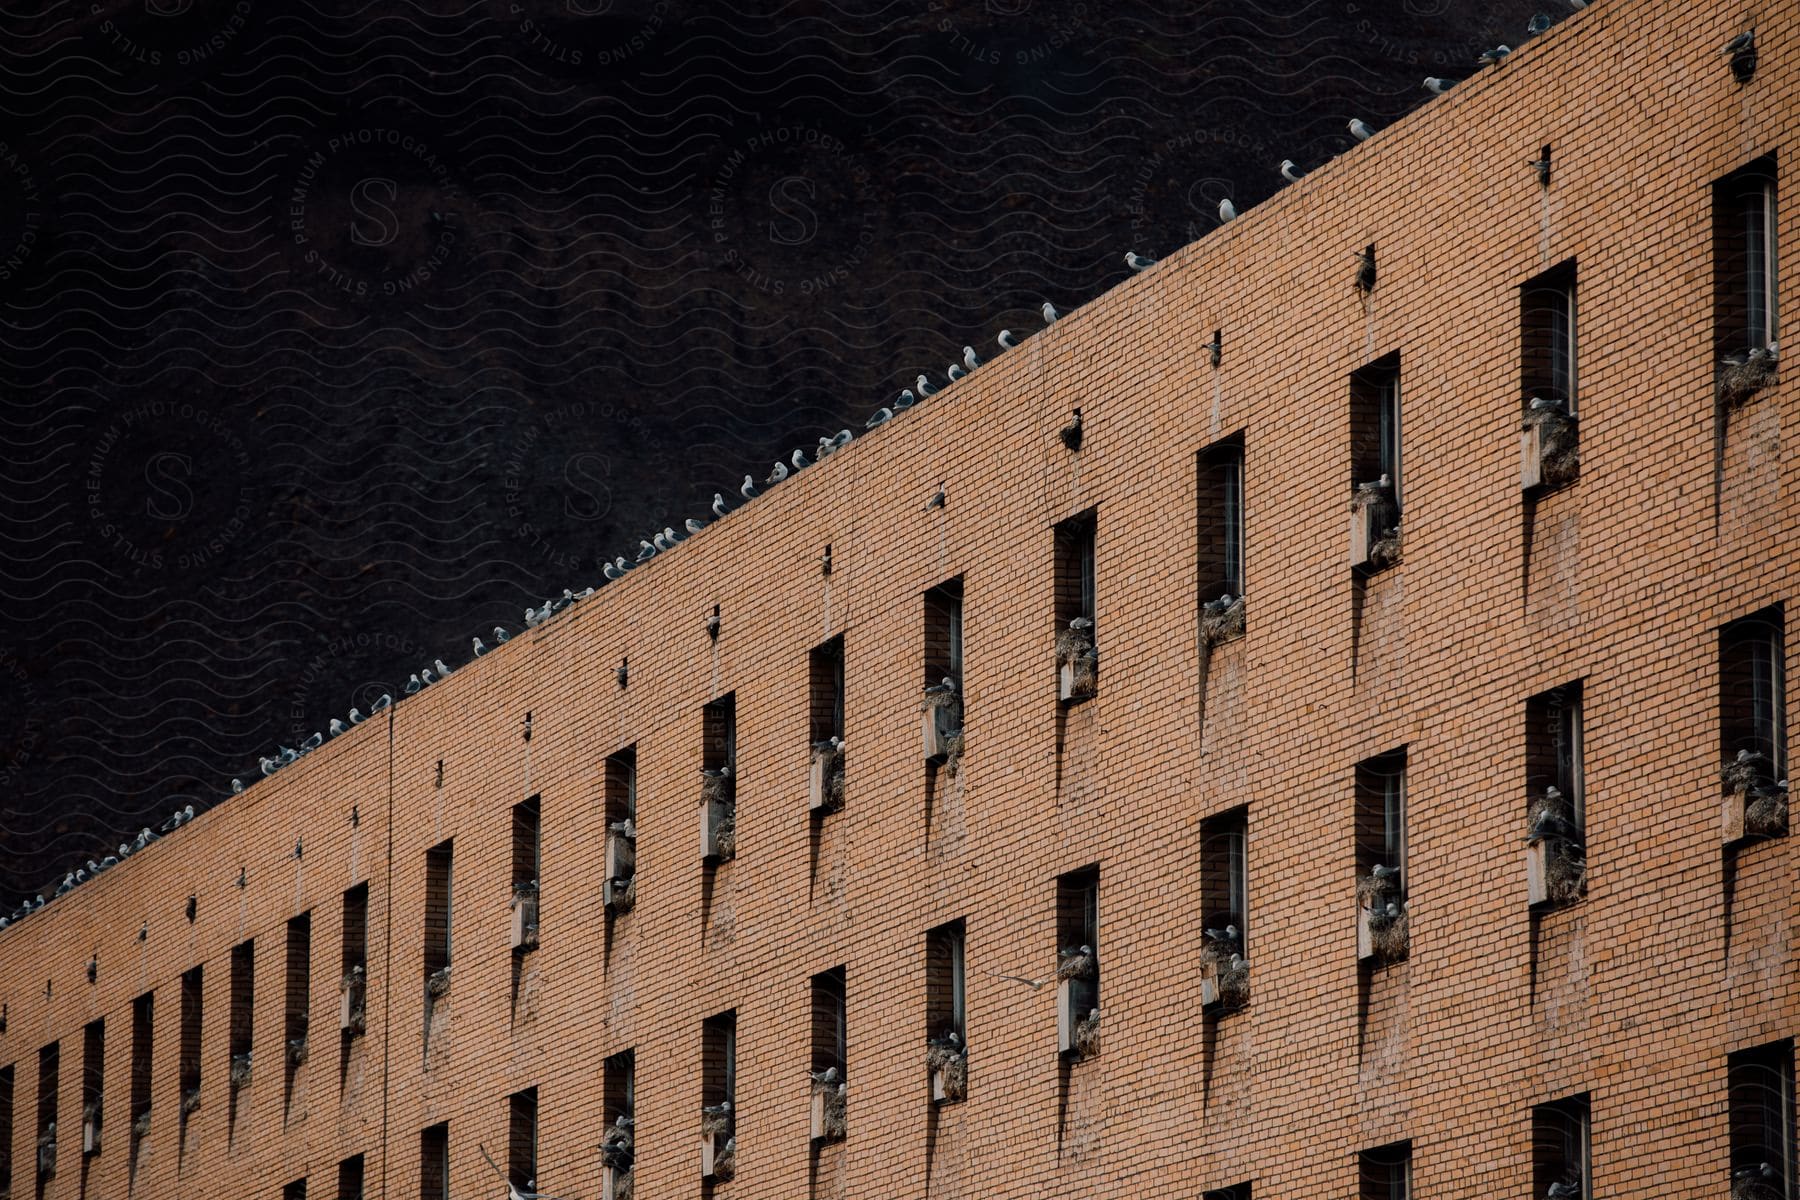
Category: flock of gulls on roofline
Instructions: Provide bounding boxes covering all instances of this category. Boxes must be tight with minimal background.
[0,1,1635,955]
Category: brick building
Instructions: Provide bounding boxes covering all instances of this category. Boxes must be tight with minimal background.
[0,0,1794,1195]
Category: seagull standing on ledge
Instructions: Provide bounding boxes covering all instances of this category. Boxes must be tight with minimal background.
[1041,301,1058,324]
[1278,160,1304,183]
[1424,76,1455,94]
[1124,251,1156,271]
[1218,198,1238,222]
[1348,119,1376,140]
[997,329,1018,350]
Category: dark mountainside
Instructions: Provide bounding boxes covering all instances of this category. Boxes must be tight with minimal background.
[0,0,1551,898]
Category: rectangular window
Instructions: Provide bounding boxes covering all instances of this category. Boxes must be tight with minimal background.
[924,578,965,685]
[179,967,202,1126]
[1359,1141,1412,1200]
[605,747,638,829]
[604,1049,635,1129]
[229,940,253,1088]
[508,1088,537,1191]
[1532,1094,1591,1200]
[926,920,967,1042]
[809,637,846,815]
[702,696,738,862]
[285,913,310,1100]
[0,1062,13,1194]
[809,636,845,743]
[35,1043,56,1182]
[811,967,847,1079]
[1351,355,1403,506]
[512,797,541,951]
[1522,261,1579,416]
[420,1122,450,1200]
[1197,435,1246,602]
[1716,157,1780,356]
[1202,1187,1251,1200]
[604,749,637,906]
[1355,750,1408,963]
[337,1153,365,1200]
[130,993,153,1153]
[341,884,368,982]
[81,1020,103,1157]
[1722,607,1788,785]
[1730,1042,1795,1199]
[425,841,453,979]
[1054,510,1098,700]
[1202,808,1248,954]
[285,1178,308,1200]
[1055,868,1100,1056]
[701,1011,737,1138]
[1527,683,1586,830]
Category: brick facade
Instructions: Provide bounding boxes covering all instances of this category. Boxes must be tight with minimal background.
[1,1,1794,1195]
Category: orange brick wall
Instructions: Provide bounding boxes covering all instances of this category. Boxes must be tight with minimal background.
[0,1,1794,1195]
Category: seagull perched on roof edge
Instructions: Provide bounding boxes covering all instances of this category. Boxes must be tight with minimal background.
[1278,160,1304,183]
[916,374,938,397]
[1124,251,1156,272]
[997,329,1018,350]
[1348,119,1376,140]
[1423,76,1455,94]
[1218,198,1238,222]
[1478,44,1512,65]
[741,474,759,499]
[712,493,730,518]
[1041,301,1058,325]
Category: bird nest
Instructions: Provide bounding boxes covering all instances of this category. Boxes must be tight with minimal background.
[1201,942,1250,1009]
[1524,406,1580,489]
[1071,1011,1101,1059]
[701,772,735,807]
[1718,351,1778,408]
[132,1109,152,1138]
[1055,949,1097,982]
[919,689,961,712]
[1734,1172,1784,1200]
[607,875,637,914]
[610,1168,635,1200]
[1200,595,1246,647]
[925,1044,967,1101]
[599,1129,634,1171]
[1055,626,1096,667]
[347,1006,368,1035]
[700,1109,733,1139]
[813,1080,848,1140]
[1368,524,1403,569]
[425,966,452,998]
[818,745,846,814]
[229,1053,253,1089]
[287,1036,309,1067]
[1354,870,1402,907]
[1366,905,1409,963]
[1745,786,1790,839]
[712,1143,737,1182]
[1544,846,1587,905]
[713,809,738,861]
[1722,750,1772,794]
[941,731,965,778]
[511,878,539,900]
[180,1087,201,1116]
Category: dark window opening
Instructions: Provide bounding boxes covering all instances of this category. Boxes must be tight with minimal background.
[1054,511,1098,699]
[425,841,453,978]
[178,968,202,1126]
[1350,355,1403,508]
[129,994,153,1153]
[1359,1140,1412,1200]
[1201,808,1249,954]
[0,1063,14,1194]
[420,1123,449,1200]
[1730,1041,1795,1200]
[1354,749,1408,886]
[512,797,541,951]
[605,747,638,829]
[284,914,310,1097]
[508,1088,538,1192]
[1198,435,1246,602]
[1532,1094,1591,1200]
[35,1042,57,1184]
[283,1180,307,1200]
[1055,868,1100,1023]
[1202,1186,1251,1200]
[701,1010,737,1124]
[604,1049,635,1129]
[336,1153,365,1200]
[1722,607,1788,787]
[1715,157,1779,357]
[81,1020,103,1156]
[228,941,253,1096]
[926,920,967,1043]
[341,884,368,981]
[811,968,847,1080]
[704,695,738,776]
[1522,261,1579,416]
[809,636,845,743]
[924,578,965,686]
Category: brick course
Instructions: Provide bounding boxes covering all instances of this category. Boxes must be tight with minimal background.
[1,1,1795,1195]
